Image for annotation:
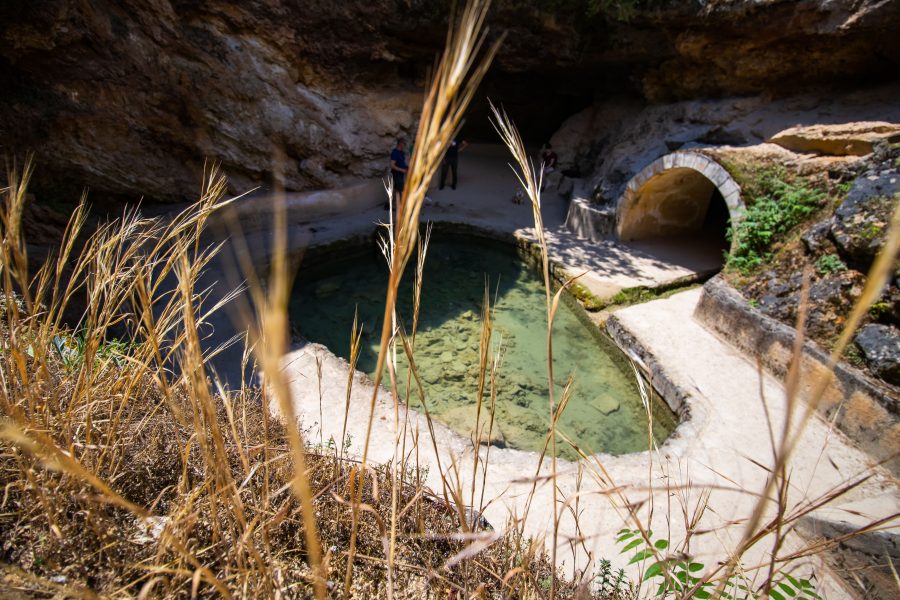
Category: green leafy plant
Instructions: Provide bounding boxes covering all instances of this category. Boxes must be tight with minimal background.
[726,170,825,274]
[815,254,847,275]
[51,333,136,370]
[594,558,628,596]
[869,300,891,320]
[835,181,853,197]
[616,528,821,599]
[860,222,884,241]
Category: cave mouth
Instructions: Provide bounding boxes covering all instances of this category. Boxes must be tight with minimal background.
[616,155,743,273]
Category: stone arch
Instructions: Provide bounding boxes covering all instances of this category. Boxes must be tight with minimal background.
[616,152,743,242]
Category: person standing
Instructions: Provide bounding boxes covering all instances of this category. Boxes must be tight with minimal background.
[541,143,558,175]
[390,138,409,204]
[439,137,468,190]
[540,143,559,192]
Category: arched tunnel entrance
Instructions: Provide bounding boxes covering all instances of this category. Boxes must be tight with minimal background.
[616,153,743,271]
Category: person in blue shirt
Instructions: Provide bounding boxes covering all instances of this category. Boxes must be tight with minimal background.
[390,138,408,204]
[439,137,468,190]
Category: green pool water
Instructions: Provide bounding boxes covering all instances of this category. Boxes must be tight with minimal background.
[289,233,676,459]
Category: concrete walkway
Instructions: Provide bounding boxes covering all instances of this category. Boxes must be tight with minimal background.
[281,287,897,598]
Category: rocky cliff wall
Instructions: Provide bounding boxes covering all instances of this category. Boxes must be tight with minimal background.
[1,0,898,204]
[552,84,900,205]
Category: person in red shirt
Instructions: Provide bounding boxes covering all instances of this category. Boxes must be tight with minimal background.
[540,143,559,192]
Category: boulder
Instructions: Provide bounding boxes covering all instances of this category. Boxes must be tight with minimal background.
[556,175,575,199]
[854,324,900,385]
[801,218,834,255]
[806,270,866,340]
[830,171,899,270]
[769,122,900,157]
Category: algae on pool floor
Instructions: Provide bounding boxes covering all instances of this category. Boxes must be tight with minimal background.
[291,233,675,459]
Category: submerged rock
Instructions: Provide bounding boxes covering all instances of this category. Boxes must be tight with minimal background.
[591,396,620,415]
[314,280,341,297]
[441,405,506,448]
[854,324,900,385]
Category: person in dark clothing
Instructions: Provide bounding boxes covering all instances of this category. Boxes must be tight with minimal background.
[439,137,468,190]
[390,138,408,204]
[541,143,558,174]
[540,143,559,192]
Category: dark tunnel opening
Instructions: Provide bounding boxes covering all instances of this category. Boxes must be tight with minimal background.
[618,167,735,274]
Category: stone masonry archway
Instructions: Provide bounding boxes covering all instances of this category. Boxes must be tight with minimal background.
[617,152,743,243]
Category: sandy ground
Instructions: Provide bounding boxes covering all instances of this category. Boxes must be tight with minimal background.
[195,144,897,597]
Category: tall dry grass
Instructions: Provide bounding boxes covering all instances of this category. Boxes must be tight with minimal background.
[0,1,586,598]
[0,162,580,598]
[339,0,504,596]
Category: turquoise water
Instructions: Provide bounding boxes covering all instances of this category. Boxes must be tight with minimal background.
[289,233,675,459]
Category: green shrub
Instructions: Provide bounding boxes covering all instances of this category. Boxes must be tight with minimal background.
[815,254,847,275]
[869,300,892,320]
[726,170,825,275]
[594,558,629,596]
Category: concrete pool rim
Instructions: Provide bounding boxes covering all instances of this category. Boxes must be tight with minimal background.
[282,220,705,464]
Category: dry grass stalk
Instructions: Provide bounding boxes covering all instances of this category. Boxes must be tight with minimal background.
[491,101,578,598]
[4,158,579,597]
[342,0,503,594]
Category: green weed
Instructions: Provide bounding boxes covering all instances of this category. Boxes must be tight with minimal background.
[568,281,605,311]
[595,558,629,596]
[815,254,847,275]
[616,528,821,599]
[51,332,137,370]
[726,169,825,274]
[869,300,892,320]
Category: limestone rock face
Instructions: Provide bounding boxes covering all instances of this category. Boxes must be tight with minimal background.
[637,0,900,102]
[0,0,427,202]
[551,87,900,205]
[855,324,900,385]
[770,123,900,157]
[1,0,899,203]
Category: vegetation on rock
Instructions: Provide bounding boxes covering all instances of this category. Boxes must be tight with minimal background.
[723,149,900,387]
[725,167,829,275]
